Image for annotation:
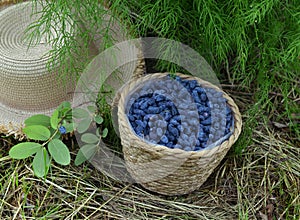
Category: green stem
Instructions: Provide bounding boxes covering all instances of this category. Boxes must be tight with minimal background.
[42,108,73,147]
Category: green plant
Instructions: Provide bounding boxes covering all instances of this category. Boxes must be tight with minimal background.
[128,0,300,152]
[26,0,300,153]
[25,0,135,81]
[8,101,108,177]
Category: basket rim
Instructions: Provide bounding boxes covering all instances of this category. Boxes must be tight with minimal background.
[116,72,243,157]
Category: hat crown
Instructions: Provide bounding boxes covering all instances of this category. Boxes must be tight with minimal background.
[0,2,76,113]
[0,2,53,61]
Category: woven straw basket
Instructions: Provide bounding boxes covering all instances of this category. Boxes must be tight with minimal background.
[115,72,242,195]
[0,0,144,138]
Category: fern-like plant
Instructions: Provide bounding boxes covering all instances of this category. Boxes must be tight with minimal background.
[26,0,300,150]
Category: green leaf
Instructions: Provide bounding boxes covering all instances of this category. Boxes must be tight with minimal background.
[50,128,61,139]
[24,114,51,127]
[9,142,42,159]
[75,144,97,166]
[102,128,108,138]
[61,107,72,118]
[72,108,89,119]
[65,123,76,133]
[77,118,92,133]
[50,109,59,129]
[58,101,71,109]
[48,139,70,165]
[94,115,104,124]
[23,125,51,141]
[87,105,97,113]
[81,133,99,144]
[96,127,100,137]
[33,147,50,178]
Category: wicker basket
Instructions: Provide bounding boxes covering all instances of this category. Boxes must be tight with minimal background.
[115,72,242,195]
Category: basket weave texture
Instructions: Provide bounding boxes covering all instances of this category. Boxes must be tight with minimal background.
[0,0,76,138]
[116,72,242,195]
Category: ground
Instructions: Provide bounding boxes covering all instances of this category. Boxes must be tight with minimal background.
[0,86,299,220]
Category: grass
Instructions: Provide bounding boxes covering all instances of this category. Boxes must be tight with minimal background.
[1,0,300,219]
[1,89,299,219]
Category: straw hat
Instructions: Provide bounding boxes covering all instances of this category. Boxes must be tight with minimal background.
[0,1,76,138]
[0,1,144,138]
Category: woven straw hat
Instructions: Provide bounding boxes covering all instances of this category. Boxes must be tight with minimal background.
[0,1,78,138]
[115,72,242,195]
[0,1,144,138]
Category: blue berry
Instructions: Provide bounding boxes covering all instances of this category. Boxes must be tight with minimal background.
[157,120,167,128]
[177,124,183,132]
[226,106,232,115]
[189,80,197,89]
[178,103,189,110]
[127,75,235,152]
[168,135,175,142]
[203,111,209,118]
[140,102,148,110]
[136,120,146,128]
[203,126,210,133]
[194,146,201,151]
[182,133,189,140]
[172,127,179,137]
[192,90,201,103]
[200,93,207,101]
[128,114,135,122]
[175,76,181,82]
[144,114,154,121]
[161,135,168,144]
[189,118,198,126]
[162,111,172,121]
[148,98,155,105]
[189,135,197,144]
[170,106,178,115]
[59,126,67,134]
[213,122,220,129]
[156,127,163,136]
[184,146,192,151]
[147,106,160,114]
[166,142,174,148]
[149,132,158,140]
[147,89,154,94]
[174,144,182,149]
[133,109,145,116]
[195,86,205,93]
[136,124,144,132]
[155,94,165,102]
[132,114,142,121]
[201,118,211,125]
[166,82,173,89]
[214,92,223,98]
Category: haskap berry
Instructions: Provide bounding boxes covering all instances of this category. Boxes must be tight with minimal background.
[127,75,234,151]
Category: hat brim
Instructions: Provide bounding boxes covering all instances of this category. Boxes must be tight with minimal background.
[0,1,74,138]
[0,103,55,139]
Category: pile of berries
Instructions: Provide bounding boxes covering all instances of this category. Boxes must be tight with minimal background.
[126,75,234,151]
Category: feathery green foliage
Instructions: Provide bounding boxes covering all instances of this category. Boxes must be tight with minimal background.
[26,0,299,151]
[25,0,135,81]
[130,0,300,149]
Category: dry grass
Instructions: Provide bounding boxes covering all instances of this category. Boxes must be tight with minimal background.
[0,91,299,220]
